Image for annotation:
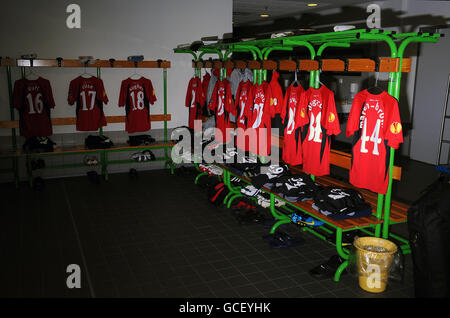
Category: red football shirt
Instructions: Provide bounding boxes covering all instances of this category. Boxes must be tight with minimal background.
[281,84,306,165]
[13,77,55,138]
[346,90,403,194]
[299,85,341,176]
[118,77,157,133]
[68,76,109,131]
[235,80,253,151]
[201,72,211,103]
[246,81,274,156]
[208,79,234,143]
[185,77,204,130]
[269,71,284,114]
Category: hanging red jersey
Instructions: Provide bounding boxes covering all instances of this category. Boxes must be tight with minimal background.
[346,90,403,194]
[13,77,55,138]
[269,71,284,114]
[281,84,306,165]
[68,76,109,131]
[208,79,234,143]
[234,80,253,151]
[118,77,157,133]
[246,82,274,156]
[185,77,204,130]
[201,72,211,103]
[300,86,340,176]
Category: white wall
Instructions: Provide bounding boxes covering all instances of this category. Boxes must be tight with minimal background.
[0,0,232,135]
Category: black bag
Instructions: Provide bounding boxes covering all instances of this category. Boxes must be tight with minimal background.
[407,174,450,298]
[23,137,55,153]
[85,135,114,149]
[127,134,156,146]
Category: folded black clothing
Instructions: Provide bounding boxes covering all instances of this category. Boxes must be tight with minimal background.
[23,137,55,153]
[271,173,318,201]
[127,134,156,146]
[250,163,290,189]
[312,203,372,220]
[313,187,371,217]
[85,135,114,149]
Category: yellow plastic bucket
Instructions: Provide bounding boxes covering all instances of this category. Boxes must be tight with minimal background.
[354,237,398,293]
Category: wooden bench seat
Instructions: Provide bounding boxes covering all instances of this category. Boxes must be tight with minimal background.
[0,114,171,128]
[0,115,174,157]
[217,163,385,231]
[18,141,175,156]
[271,134,409,223]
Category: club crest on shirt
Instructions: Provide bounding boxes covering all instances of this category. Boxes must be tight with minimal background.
[390,122,402,134]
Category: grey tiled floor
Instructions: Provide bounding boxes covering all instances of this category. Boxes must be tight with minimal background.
[1,158,436,298]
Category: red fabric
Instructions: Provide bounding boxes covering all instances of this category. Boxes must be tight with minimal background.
[234,81,253,151]
[281,84,306,165]
[208,79,234,143]
[269,71,284,114]
[201,72,211,103]
[68,76,108,131]
[13,77,55,138]
[246,81,274,156]
[346,90,403,194]
[185,77,205,130]
[118,77,156,133]
[299,85,341,176]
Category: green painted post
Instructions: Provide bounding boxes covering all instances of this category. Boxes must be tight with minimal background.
[6,65,19,187]
[163,68,169,165]
[96,67,108,181]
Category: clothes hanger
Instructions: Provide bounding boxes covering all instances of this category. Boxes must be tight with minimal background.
[292,69,299,87]
[80,63,94,78]
[25,67,39,80]
[367,72,383,94]
[129,65,143,80]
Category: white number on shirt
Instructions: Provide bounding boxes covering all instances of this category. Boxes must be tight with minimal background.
[130,91,145,111]
[307,112,322,143]
[360,118,382,155]
[80,91,96,111]
[252,102,264,128]
[26,93,44,114]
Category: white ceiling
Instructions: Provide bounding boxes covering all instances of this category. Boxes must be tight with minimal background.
[233,0,372,26]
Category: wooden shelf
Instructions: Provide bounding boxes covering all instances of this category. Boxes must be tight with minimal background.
[0,58,171,68]
[192,57,412,73]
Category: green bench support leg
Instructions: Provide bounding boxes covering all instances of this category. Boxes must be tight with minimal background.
[26,155,33,188]
[334,228,350,282]
[269,218,291,234]
[194,172,208,184]
[102,151,109,181]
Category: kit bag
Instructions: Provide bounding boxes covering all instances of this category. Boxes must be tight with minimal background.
[407,174,450,298]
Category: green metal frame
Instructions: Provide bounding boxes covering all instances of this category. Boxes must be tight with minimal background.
[1,60,175,186]
[176,29,441,282]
